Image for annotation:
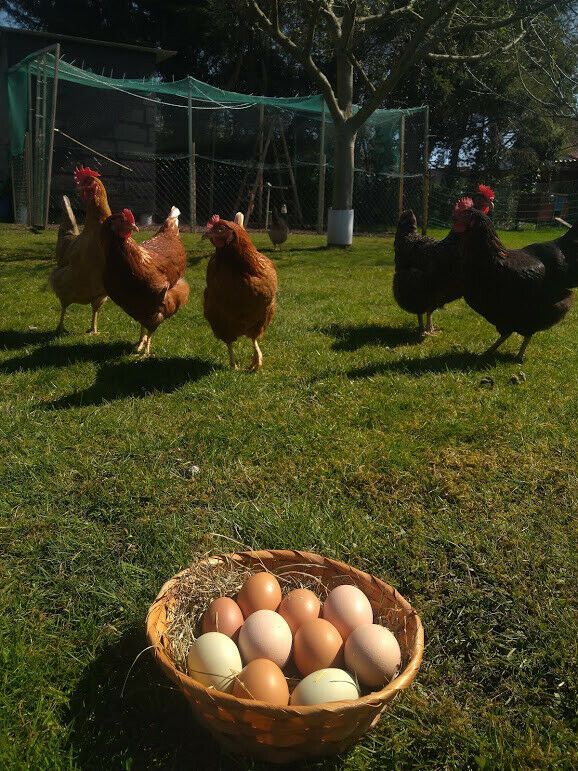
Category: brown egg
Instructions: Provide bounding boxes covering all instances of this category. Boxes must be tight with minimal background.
[237,572,282,617]
[278,588,321,635]
[293,618,344,677]
[201,597,244,639]
[232,658,290,705]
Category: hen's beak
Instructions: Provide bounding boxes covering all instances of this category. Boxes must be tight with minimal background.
[131,223,139,232]
[201,230,210,240]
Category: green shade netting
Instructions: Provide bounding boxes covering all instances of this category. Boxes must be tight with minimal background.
[7,51,424,158]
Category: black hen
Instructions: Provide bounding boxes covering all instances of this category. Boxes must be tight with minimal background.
[455,208,577,361]
[393,185,495,336]
[268,205,289,250]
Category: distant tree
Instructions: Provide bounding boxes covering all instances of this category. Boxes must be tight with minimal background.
[237,0,575,234]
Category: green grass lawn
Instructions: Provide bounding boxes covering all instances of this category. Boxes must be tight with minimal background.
[1,224,577,770]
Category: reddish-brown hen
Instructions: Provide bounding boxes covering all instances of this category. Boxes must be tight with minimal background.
[203,215,277,370]
[100,207,189,355]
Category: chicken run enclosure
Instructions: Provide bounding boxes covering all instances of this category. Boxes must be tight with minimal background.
[8,47,429,233]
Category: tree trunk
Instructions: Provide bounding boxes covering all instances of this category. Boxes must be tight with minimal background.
[332,127,356,210]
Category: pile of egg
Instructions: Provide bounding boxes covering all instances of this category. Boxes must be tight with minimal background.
[186,572,402,707]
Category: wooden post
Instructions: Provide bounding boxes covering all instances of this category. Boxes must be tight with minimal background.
[317,105,326,233]
[245,122,274,227]
[187,79,196,231]
[44,43,60,229]
[277,116,303,224]
[398,113,405,219]
[421,105,430,235]
[265,183,272,230]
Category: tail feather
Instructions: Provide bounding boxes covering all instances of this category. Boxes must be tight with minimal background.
[56,195,79,266]
[155,205,181,235]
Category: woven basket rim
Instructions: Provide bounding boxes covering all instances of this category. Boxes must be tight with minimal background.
[146,549,424,716]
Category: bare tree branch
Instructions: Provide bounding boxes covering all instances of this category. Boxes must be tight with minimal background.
[346,49,376,94]
[247,1,344,124]
[427,26,528,62]
[303,1,323,59]
[452,0,561,33]
[358,1,422,25]
[349,0,459,132]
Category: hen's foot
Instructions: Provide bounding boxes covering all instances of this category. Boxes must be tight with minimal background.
[248,340,263,372]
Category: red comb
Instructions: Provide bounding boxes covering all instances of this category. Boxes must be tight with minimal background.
[122,208,135,225]
[206,214,220,229]
[478,184,495,201]
[455,196,474,211]
[74,165,101,185]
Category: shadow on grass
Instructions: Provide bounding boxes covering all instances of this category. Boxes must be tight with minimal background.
[46,356,215,408]
[66,626,232,770]
[0,341,131,374]
[0,328,58,350]
[321,323,422,351]
[347,349,513,378]
[66,627,349,771]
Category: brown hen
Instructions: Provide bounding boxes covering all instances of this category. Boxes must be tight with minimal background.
[203,214,277,370]
[100,207,189,355]
[50,166,111,334]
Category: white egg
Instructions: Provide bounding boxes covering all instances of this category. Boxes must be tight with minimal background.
[187,631,243,692]
[290,668,360,706]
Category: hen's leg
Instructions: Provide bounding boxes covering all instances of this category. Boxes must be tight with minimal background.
[55,304,68,335]
[144,333,153,357]
[87,297,106,335]
[249,339,263,371]
[516,335,531,363]
[424,312,438,335]
[87,304,99,335]
[227,343,237,370]
[417,314,424,336]
[135,326,148,353]
[483,333,511,356]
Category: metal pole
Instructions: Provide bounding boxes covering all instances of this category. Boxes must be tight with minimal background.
[209,118,216,215]
[27,70,33,225]
[44,43,60,229]
[398,113,405,219]
[421,105,430,235]
[265,183,272,230]
[257,104,265,225]
[316,105,326,233]
[33,54,45,228]
[188,78,196,231]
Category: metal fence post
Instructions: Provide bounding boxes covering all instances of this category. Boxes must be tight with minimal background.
[398,113,405,220]
[188,78,196,231]
[44,43,60,229]
[317,105,326,233]
[421,106,430,235]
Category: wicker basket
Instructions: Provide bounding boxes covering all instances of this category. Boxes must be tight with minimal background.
[146,549,424,764]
